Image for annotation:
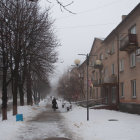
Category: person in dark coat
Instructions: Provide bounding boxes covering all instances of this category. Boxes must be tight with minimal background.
[52,97,57,111]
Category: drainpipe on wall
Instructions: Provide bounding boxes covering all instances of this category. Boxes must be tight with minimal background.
[116,33,120,108]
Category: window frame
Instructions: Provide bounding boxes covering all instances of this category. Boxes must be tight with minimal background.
[111,87,116,103]
[130,52,136,68]
[100,53,104,60]
[112,64,115,75]
[120,82,124,97]
[131,79,136,98]
[111,41,115,54]
[120,59,124,72]
[129,24,136,34]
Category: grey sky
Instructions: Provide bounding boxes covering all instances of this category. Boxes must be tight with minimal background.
[39,0,140,85]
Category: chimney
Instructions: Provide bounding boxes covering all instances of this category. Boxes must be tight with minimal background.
[122,15,127,21]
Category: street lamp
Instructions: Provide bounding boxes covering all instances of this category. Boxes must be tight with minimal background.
[74,59,80,66]
[78,54,89,121]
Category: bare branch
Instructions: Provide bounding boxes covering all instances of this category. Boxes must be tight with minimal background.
[64,1,74,7]
[46,0,52,3]
[55,0,76,14]
[29,0,76,14]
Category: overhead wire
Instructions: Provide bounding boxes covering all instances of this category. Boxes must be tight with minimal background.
[56,0,129,20]
[57,22,118,30]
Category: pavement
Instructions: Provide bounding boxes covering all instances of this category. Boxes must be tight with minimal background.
[17,102,79,140]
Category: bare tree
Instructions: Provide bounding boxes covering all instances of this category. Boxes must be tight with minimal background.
[0,0,58,119]
[57,68,82,102]
[0,0,13,120]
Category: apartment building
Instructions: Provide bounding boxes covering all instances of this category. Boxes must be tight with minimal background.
[78,3,140,113]
[88,38,103,100]
[78,60,87,99]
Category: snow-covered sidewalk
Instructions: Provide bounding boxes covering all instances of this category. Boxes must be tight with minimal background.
[62,104,140,140]
[0,100,47,140]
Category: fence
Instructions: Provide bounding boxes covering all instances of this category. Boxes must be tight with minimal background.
[73,98,108,107]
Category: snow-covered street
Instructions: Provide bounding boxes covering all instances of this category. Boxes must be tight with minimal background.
[0,99,140,140]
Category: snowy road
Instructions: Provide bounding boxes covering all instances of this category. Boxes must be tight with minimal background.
[16,103,77,140]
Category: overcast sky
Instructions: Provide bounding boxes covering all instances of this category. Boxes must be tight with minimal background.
[39,0,140,85]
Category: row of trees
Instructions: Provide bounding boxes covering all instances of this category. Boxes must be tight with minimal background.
[57,68,84,102]
[0,0,58,120]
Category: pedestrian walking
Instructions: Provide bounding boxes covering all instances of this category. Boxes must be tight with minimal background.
[52,97,58,111]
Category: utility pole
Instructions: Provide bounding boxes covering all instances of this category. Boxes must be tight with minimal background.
[78,53,89,121]
[86,54,89,121]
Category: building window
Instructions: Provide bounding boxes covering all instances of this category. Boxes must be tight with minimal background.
[111,87,116,104]
[112,64,115,75]
[120,82,124,97]
[120,59,124,72]
[129,25,136,34]
[130,52,136,67]
[100,53,104,60]
[92,72,95,81]
[131,80,136,98]
[93,60,95,66]
[111,41,115,54]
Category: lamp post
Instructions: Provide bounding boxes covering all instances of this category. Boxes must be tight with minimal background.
[86,54,89,121]
[78,54,89,121]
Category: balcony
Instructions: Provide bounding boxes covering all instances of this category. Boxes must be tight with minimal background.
[120,34,138,52]
[102,74,117,85]
[94,60,103,69]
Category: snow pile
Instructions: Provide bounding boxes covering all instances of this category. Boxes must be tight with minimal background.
[62,105,140,140]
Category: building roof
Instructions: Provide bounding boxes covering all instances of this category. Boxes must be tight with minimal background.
[78,38,103,69]
[89,38,103,57]
[103,3,140,43]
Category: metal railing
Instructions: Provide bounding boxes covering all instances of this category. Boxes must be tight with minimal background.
[74,97,108,107]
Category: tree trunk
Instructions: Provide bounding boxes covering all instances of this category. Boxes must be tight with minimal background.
[19,86,24,106]
[13,75,18,115]
[2,65,8,120]
[1,22,8,120]
[13,105,17,115]
[33,91,37,105]
[26,71,33,105]
[2,78,8,120]
[2,108,7,120]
